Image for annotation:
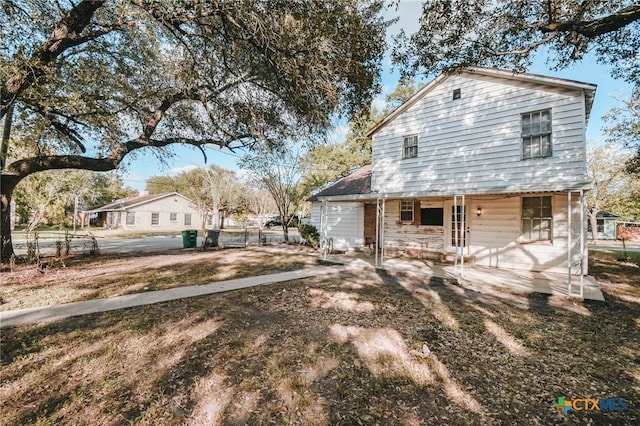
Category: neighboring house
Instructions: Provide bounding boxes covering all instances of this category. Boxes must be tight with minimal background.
[311,67,596,280]
[84,192,208,231]
[587,212,620,240]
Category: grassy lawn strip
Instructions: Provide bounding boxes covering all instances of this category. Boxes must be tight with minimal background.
[1,249,638,424]
[0,248,317,311]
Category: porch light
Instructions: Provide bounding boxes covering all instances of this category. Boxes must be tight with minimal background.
[476,207,483,217]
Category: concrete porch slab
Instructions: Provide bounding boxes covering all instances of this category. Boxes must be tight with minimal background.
[324,253,605,301]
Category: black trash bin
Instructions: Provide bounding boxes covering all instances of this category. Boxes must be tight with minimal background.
[205,229,220,247]
[182,230,198,248]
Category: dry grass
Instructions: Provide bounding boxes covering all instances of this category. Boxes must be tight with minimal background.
[0,248,638,425]
[0,247,317,311]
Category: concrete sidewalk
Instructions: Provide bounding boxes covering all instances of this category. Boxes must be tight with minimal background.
[0,265,342,328]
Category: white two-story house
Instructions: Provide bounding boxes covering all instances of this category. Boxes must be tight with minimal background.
[311,68,596,281]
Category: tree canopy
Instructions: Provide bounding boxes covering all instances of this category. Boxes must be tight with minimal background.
[604,87,640,176]
[0,0,389,260]
[393,0,639,84]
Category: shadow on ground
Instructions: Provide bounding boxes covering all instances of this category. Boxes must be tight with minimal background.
[1,256,638,425]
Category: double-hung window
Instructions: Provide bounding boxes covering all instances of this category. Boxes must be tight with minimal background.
[400,200,414,222]
[402,135,418,159]
[522,196,552,241]
[521,109,552,159]
[184,213,192,226]
[151,212,160,226]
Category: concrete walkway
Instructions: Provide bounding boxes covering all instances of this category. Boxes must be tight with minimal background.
[0,265,342,328]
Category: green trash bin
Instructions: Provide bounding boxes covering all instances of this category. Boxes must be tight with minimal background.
[182,230,198,248]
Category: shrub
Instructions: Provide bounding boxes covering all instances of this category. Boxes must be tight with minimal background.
[298,224,319,248]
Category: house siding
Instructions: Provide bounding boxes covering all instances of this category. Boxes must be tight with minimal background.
[311,201,364,251]
[121,195,202,231]
[372,73,588,195]
[379,193,587,274]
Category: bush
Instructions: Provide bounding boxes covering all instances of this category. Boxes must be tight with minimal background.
[298,224,319,248]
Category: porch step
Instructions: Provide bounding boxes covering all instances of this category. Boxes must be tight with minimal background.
[438,253,476,265]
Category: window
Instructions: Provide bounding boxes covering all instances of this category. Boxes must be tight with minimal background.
[521,109,552,159]
[421,208,444,226]
[151,212,159,226]
[452,88,461,100]
[522,196,552,241]
[126,212,135,226]
[402,135,418,159]
[207,215,213,226]
[400,200,414,222]
[170,212,177,222]
[184,213,192,226]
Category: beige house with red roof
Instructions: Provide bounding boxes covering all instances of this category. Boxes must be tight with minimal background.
[84,192,208,231]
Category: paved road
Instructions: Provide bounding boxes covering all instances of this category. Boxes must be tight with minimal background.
[12,233,301,256]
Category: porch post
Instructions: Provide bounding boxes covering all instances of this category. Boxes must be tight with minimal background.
[380,197,386,266]
[567,191,572,295]
[461,194,466,279]
[580,190,585,297]
[375,197,380,268]
[454,195,458,273]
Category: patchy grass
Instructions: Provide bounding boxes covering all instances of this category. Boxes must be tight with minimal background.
[0,248,317,311]
[1,248,638,424]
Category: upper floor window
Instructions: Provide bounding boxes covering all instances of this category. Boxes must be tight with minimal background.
[522,196,552,241]
[521,109,552,159]
[400,200,414,222]
[402,135,418,159]
[452,88,461,100]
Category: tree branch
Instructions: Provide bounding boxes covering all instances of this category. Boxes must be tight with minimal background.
[1,0,106,119]
[540,3,640,37]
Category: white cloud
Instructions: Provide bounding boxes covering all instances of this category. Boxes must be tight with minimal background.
[167,164,200,176]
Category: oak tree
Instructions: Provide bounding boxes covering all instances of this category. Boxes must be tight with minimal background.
[0,0,388,260]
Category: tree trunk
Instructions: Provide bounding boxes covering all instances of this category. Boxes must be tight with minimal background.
[588,210,599,241]
[1,174,21,262]
[282,222,289,243]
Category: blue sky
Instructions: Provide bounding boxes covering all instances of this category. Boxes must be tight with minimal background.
[121,1,634,191]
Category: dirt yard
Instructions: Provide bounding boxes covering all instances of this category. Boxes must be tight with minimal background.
[0,246,638,425]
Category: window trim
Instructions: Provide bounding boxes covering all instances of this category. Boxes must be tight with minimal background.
[521,109,552,160]
[521,195,553,243]
[402,134,418,159]
[125,211,135,226]
[400,200,414,222]
[151,212,160,226]
[421,207,444,226]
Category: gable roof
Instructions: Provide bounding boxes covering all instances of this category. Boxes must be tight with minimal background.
[85,192,193,213]
[310,165,372,201]
[366,67,597,138]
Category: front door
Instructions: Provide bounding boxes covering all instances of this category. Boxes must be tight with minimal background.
[446,202,468,252]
